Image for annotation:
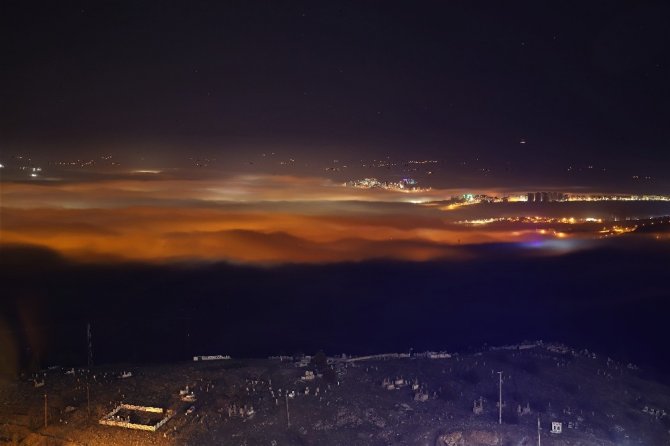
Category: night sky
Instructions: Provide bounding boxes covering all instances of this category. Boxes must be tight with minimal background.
[2,2,670,374]
[3,1,670,173]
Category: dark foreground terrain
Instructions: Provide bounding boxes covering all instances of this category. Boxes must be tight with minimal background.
[1,342,669,445]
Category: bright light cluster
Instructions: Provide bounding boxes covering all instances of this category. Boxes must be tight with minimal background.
[457,216,604,225]
[345,178,431,193]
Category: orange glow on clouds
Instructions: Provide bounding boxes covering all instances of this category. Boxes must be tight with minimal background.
[0,175,540,264]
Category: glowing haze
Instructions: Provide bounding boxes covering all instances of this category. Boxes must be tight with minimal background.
[1,174,572,264]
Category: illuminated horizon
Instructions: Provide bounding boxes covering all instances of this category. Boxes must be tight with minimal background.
[2,173,669,264]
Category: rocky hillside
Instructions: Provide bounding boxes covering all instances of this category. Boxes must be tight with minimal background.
[1,342,668,445]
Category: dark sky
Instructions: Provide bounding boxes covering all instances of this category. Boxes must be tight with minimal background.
[3,1,670,170]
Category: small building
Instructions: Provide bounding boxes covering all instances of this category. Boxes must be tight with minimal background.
[551,421,562,434]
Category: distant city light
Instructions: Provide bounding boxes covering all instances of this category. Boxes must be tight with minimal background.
[132,169,162,174]
[345,177,430,193]
[457,216,604,225]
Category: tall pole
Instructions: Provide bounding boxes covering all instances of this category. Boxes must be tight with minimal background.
[87,322,93,369]
[87,383,90,418]
[44,394,48,428]
[537,415,541,446]
[285,393,290,428]
[497,371,503,424]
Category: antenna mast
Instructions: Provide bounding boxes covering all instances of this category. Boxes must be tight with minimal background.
[497,371,503,424]
[87,322,93,368]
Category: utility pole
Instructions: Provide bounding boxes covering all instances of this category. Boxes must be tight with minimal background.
[87,322,93,369]
[44,394,48,428]
[497,371,503,424]
[537,415,541,446]
[285,393,290,428]
[87,383,90,418]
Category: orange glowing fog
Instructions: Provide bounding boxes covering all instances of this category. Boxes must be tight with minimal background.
[0,175,533,263]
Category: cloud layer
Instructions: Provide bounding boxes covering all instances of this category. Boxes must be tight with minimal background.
[0,175,586,263]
